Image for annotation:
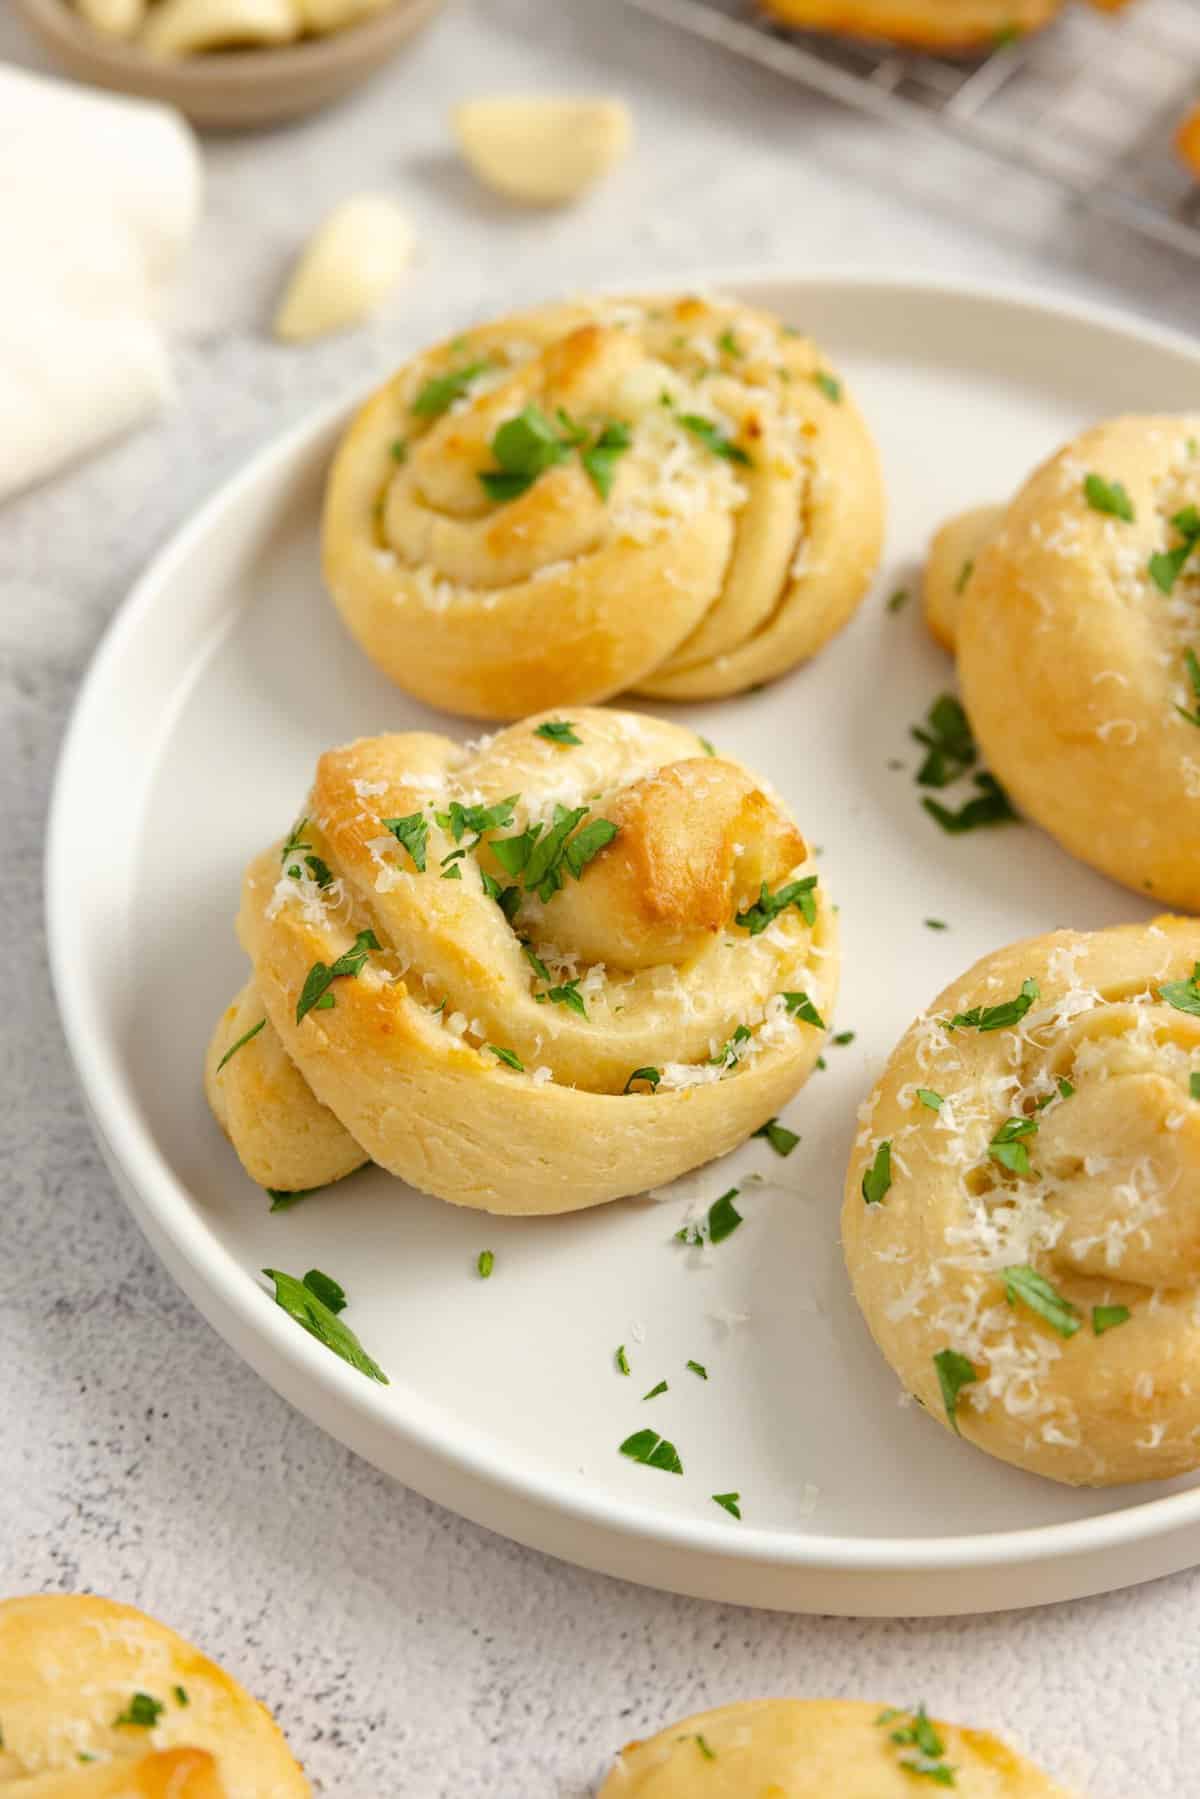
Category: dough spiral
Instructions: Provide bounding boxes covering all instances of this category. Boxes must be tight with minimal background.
[0,1595,306,1796]
[320,293,883,718]
[924,415,1200,911]
[206,708,837,1213]
[600,1698,1067,1795]
[843,918,1200,1487]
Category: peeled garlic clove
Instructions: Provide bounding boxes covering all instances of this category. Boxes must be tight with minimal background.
[273,195,413,344]
[140,0,297,57]
[452,97,632,206]
[75,0,146,38]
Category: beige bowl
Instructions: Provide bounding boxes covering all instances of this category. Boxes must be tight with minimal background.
[13,0,444,129]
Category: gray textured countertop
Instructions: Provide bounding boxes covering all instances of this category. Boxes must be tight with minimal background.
[4,3,1199,1792]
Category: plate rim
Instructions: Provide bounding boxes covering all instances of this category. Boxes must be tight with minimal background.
[46,266,1200,1588]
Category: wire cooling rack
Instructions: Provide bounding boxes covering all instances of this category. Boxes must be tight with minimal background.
[624,0,1200,257]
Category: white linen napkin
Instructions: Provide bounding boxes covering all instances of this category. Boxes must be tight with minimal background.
[0,66,202,502]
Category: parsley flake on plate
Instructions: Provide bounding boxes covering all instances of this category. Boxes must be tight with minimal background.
[753,1116,800,1156]
[687,1359,708,1379]
[477,1250,495,1280]
[712,1491,741,1519]
[923,772,1017,834]
[912,694,975,789]
[266,1186,321,1212]
[263,1267,388,1383]
[619,1428,683,1474]
[1003,1265,1081,1338]
[888,587,910,613]
[215,1016,265,1072]
[1083,472,1135,521]
[642,1379,669,1401]
[861,1140,892,1206]
[616,1345,631,1376]
[933,1348,978,1434]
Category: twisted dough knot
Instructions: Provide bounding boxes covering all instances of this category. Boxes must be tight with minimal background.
[207,708,837,1214]
[843,920,1200,1487]
[923,414,1200,910]
[321,293,883,718]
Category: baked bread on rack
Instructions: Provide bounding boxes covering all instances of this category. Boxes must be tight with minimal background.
[0,1595,307,1796]
[320,293,883,717]
[599,1697,1069,1794]
[206,708,837,1213]
[757,0,1130,52]
[922,414,1200,911]
[843,919,1200,1487]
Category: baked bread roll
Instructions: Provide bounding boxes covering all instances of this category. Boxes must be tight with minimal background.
[320,293,883,717]
[0,1595,307,1796]
[600,1698,1067,1795]
[757,0,1128,50]
[927,415,1200,911]
[206,708,837,1212]
[843,918,1200,1487]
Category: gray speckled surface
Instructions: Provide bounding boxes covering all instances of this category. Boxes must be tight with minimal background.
[4,4,1200,1792]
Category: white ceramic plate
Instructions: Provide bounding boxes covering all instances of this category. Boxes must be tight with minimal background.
[48,273,1200,1617]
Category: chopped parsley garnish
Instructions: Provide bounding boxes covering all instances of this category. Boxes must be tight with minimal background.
[441,864,462,881]
[301,1268,346,1313]
[581,421,633,498]
[412,359,490,418]
[616,1345,630,1375]
[216,1016,265,1072]
[736,876,818,935]
[382,812,428,871]
[955,558,974,596]
[295,929,380,1024]
[933,1348,978,1434]
[521,941,551,981]
[782,991,825,1027]
[619,1428,683,1474]
[948,977,1039,1033]
[912,694,976,790]
[624,1066,661,1093]
[925,918,949,931]
[481,871,521,919]
[1160,962,1200,1016]
[861,1140,892,1206]
[917,1088,944,1111]
[488,1044,524,1072]
[262,1267,388,1383]
[643,1379,669,1401]
[988,1116,1038,1176]
[679,412,752,465]
[1192,1072,1200,1100]
[1083,472,1135,521]
[299,854,333,888]
[753,1116,800,1156]
[923,771,1017,834]
[712,1023,752,1068]
[435,795,518,843]
[677,1187,743,1247]
[698,734,716,756]
[389,438,408,463]
[1149,507,1200,593]
[716,327,741,357]
[1057,1076,1076,1099]
[812,370,842,403]
[1003,1265,1081,1338]
[687,1359,708,1379]
[477,1249,494,1279]
[173,1686,188,1707]
[1176,648,1200,728]
[114,1693,163,1728]
[888,587,910,613]
[537,978,587,1017]
[694,1734,718,1760]
[479,405,569,502]
[1093,1304,1131,1335]
[267,1186,320,1211]
[832,1030,855,1046]
[534,720,581,746]
[492,803,617,902]
[880,1705,956,1786]
[280,816,311,862]
[712,1491,741,1518]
